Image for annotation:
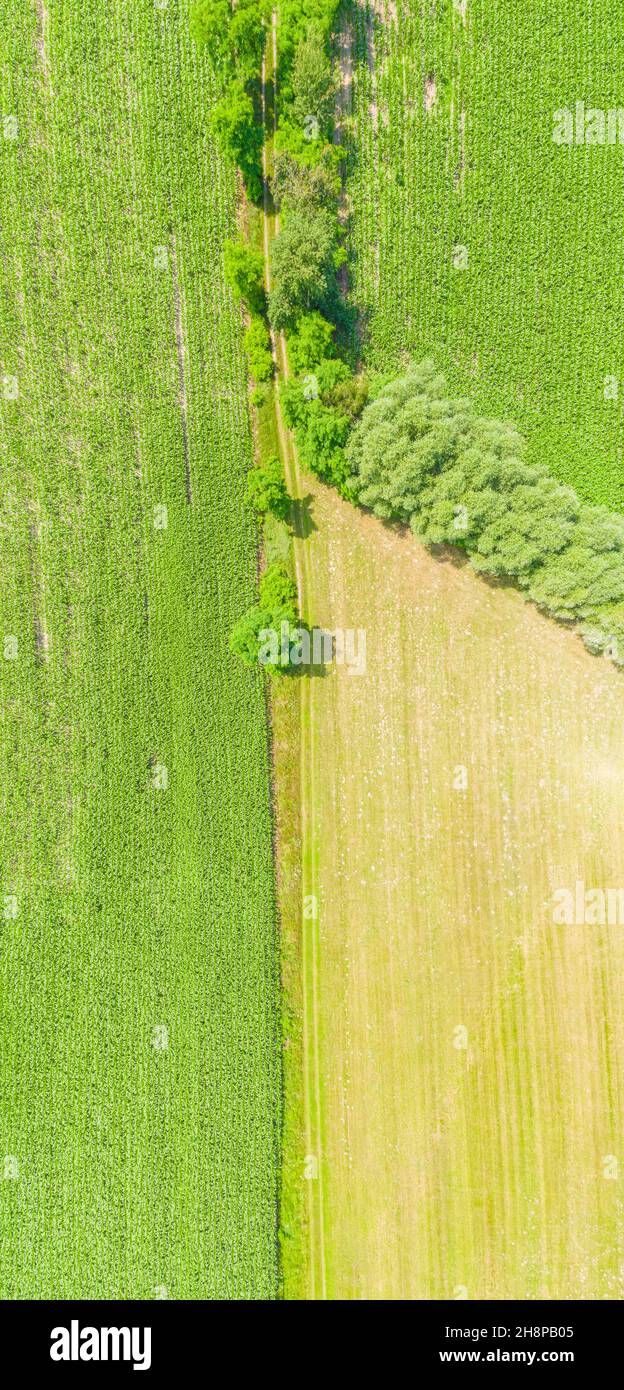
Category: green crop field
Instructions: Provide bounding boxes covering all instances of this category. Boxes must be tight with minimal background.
[0,2,279,1298]
[347,0,624,508]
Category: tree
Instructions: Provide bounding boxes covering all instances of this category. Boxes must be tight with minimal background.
[230,563,300,674]
[346,362,580,567]
[244,318,273,381]
[347,361,504,523]
[287,311,335,373]
[292,24,336,136]
[212,82,264,203]
[246,457,291,519]
[223,238,266,315]
[190,0,232,65]
[229,1,267,82]
[527,507,624,617]
[272,140,342,212]
[268,206,339,331]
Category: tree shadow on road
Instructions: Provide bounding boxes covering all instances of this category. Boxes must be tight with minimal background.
[291,493,317,540]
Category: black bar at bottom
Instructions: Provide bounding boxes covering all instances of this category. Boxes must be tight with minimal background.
[0,1297,621,1376]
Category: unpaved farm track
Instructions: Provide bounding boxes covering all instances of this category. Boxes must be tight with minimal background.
[262,12,328,1301]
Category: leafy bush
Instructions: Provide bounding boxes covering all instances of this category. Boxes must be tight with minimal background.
[283,357,356,417]
[259,561,297,615]
[286,312,335,373]
[228,1,267,82]
[276,0,342,80]
[250,382,271,409]
[190,0,231,64]
[191,0,266,80]
[281,358,355,487]
[324,370,368,421]
[230,603,275,668]
[230,563,300,674]
[268,207,340,332]
[272,138,342,212]
[224,238,266,316]
[291,23,336,137]
[212,82,264,203]
[244,317,273,381]
[296,399,351,486]
[247,456,291,519]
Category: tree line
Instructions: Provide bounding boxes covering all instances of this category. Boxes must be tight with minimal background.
[192,2,624,673]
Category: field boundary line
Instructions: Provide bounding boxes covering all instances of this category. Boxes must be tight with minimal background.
[261,14,328,1301]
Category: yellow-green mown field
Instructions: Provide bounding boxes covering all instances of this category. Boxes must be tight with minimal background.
[295,480,624,1300]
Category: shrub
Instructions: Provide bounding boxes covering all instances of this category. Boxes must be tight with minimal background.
[191,0,266,82]
[282,356,355,419]
[286,312,335,373]
[223,238,266,316]
[295,399,351,486]
[325,371,368,421]
[228,0,267,83]
[190,0,232,65]
[291,23,336,137]
[276,0,342,79]
[259,562,298,616]
[244,317,273,381]
[230,563,300,674]
[268,206,340,331]
[281,360,354,488]
[212,81,264,203]
[247,456,291,519]
[230,603,274,668]
[271,140,342,212]
[250,382,270,408]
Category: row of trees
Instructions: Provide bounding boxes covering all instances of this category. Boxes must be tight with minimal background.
[345,361,624,664]
[191,0,268,201]
[273,0,342,84]
[194,6,357,671]
[269,23,343,336]
[194,8,624,674]
[190,0,342,207]
[268,22,369,492]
